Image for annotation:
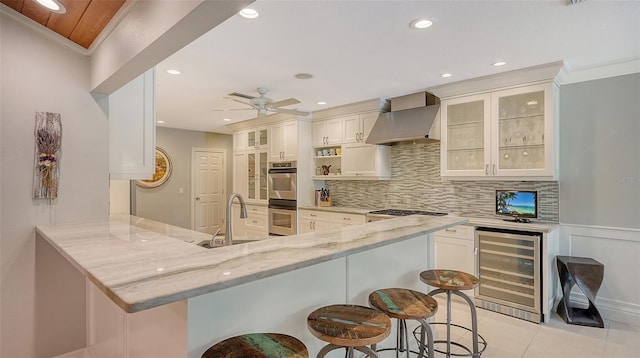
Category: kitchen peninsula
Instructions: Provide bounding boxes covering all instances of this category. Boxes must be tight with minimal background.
[37,214,467,358]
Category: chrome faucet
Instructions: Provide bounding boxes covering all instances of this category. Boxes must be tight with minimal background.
[208,228,223,247]
[225,192,247,246]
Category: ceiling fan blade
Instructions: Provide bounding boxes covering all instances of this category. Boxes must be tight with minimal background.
[211,108,254,112]
[228,92,255,100]
[272,108,309,116]
[268,98,300,108]
[231,98,257,108]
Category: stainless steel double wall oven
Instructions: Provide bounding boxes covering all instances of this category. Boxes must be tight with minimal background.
[267,161,297,236]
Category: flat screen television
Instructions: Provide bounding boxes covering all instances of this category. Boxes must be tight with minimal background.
[496,190,537,222]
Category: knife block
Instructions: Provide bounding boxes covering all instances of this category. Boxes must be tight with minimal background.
[319,196,332,207]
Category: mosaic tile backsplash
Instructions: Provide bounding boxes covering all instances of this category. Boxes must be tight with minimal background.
[325,141,559,222]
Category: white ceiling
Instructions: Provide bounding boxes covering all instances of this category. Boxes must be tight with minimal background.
[155,0,639,134]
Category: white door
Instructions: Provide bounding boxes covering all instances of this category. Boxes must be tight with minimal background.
[192,149,226,234]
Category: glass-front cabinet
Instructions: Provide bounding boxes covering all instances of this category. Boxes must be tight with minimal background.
[247,150,268,201]
[441,93,491,176]
[247,128,268,149]
[441,82,557,179]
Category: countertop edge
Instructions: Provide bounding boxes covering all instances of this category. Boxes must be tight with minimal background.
[37,215,467,313]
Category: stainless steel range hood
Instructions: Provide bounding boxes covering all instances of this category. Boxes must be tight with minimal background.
[366,92,441,145]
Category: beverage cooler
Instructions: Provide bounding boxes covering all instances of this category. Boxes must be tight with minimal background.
[475,228,542,323]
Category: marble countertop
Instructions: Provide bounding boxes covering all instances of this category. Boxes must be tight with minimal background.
[298,206,375,215]
[300,206,559,233]
[36,214,467,313]
[466,217,559,233]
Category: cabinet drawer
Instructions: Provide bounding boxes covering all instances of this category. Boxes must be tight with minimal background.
[329,212,366,225]
[245,213,267,230]
[246,204,268,215]
[435,225,474,240]
[300,209,331,221]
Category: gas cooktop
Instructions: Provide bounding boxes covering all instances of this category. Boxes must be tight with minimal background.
[368,209,448,217]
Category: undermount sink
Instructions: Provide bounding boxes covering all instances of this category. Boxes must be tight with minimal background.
[196,238,258,249]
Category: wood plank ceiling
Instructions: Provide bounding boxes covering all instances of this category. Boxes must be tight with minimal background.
[1,0,125,49]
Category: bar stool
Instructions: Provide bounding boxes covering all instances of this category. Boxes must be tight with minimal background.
[369,288,438,358]
[307,304,391,357]
[201,333,308,358]
[419,270,487,357]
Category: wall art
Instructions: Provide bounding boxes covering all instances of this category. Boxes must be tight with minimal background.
[33,111,62,201]
[136,146,172,188]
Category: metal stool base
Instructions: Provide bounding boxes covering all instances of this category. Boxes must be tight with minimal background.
[317,343,380,358]
[413,323,487,357]
[374,318,434,358]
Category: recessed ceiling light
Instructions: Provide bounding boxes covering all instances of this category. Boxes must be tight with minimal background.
[166,69,181,75]
[157,120,165,124]
[295,73,314,80]
[34,0,66,13]
[317,101,327,105]
[441,73,452,78]
[223,118,232,122]
[410,18,433,29]
[239,8,259,19]
[492,61,507,67]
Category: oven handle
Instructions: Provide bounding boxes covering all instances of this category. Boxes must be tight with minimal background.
[268,168,297,174]
[268,205,297,210]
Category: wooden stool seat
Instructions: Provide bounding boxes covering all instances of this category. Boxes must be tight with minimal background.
[201,333,308,358]
[420,269,479,291]
[307,304,391,347]
[369,288,438,320]
[369,288,438,358]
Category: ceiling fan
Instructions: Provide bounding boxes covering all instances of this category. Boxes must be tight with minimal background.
[220,87,309,117]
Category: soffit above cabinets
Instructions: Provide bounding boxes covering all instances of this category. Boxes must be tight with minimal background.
[1,0,125,49]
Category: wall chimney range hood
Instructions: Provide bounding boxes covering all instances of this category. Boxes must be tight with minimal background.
[366,92,441,145]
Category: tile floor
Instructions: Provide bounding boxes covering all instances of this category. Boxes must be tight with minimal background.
[377,297,639,358]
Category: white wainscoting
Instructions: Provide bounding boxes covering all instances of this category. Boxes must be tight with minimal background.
[559,224,640,325]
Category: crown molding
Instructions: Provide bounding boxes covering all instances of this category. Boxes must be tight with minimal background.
[556,58,640,85]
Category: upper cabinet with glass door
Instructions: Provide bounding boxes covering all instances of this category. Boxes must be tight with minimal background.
[441,82,558,180]
[233,128,269,152]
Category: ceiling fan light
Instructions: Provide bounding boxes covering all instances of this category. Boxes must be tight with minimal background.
[34,0,66,13]
[239,8,259,19]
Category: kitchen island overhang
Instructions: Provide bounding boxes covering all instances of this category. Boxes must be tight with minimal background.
[37,214,468,357]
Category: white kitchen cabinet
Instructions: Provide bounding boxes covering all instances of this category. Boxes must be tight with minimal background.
[233,150,268,203]
[232,151,248,199]
[441,82,557,180]
[434,225,476,275]
[341,142,390,179]
[234,128,269,152]
[233,131,248,152]
[328,212,367,228]
[342,111,378,144]
[232,203,268,238]
[109,69,155,180]
[270,120,298,161]
[299,209,366,233]
[312,117,344,147]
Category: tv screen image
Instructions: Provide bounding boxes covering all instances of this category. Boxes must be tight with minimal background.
[496,190,537,220]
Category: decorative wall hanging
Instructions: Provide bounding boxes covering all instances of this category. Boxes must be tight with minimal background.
[136,147,172,188]
[33,112,62,201]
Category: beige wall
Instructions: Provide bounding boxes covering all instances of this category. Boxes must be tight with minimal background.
[135,127,233,229]
[0,13,109,357]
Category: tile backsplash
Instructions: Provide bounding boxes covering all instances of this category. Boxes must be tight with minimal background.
[325,141,559,222]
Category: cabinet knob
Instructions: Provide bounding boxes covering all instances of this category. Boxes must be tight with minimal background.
[195,197,200,201]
